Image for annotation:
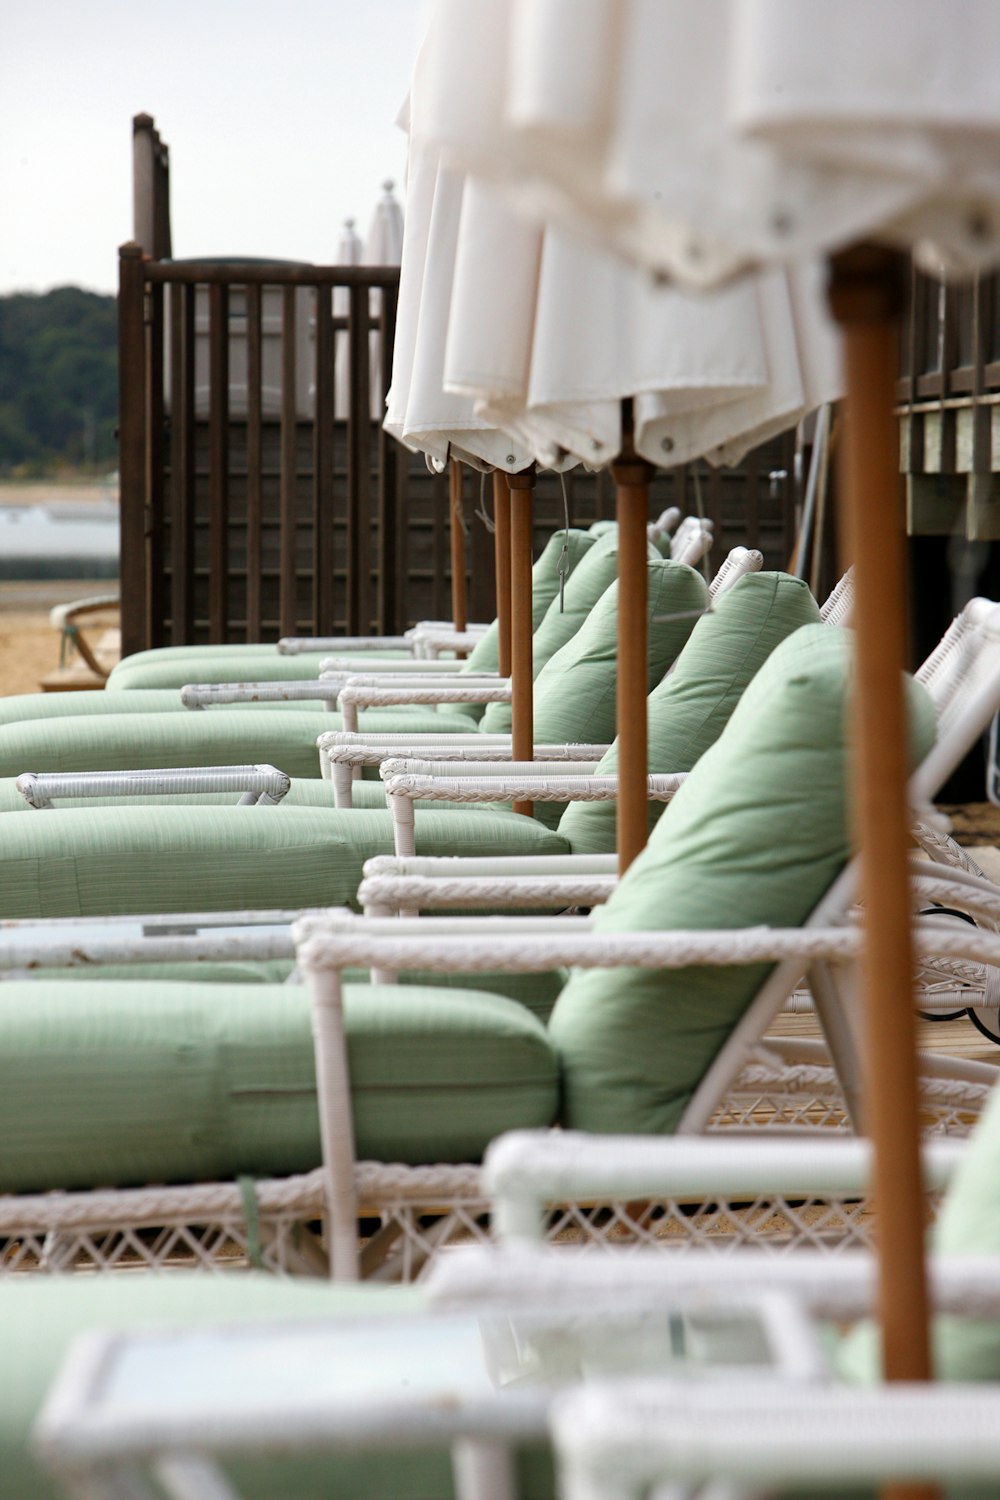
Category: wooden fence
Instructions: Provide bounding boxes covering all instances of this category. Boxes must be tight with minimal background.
[116,246,801,655]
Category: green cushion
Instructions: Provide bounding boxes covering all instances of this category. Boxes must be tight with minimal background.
[0,706,479,781]
[0,977,559,1190]
[0,1275,442,1500]
[558,572,821,855]
[532,559,707,749]
[463,528,597,675]
[0,804,570,918]
[107,649,342,691]
[837,1078,1000,1385]
[549,625,938,1135]
[45,959,565,1021]
[482,532,638,733]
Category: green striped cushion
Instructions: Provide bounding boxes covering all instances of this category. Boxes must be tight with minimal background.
[0,978,559,1190]
[0,804,570,918]
[0,706,478,781]
[106,649,344,691]
[0,1276,438,1500]
[558,571,821,855]
[482,532,649,734]
[463,527,597,674]
[532,560,706,749]
[549,625,938,1135]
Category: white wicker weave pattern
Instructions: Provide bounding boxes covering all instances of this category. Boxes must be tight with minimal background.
[358,872,617,913]
[15,765,291,809]
[382,771,686,806]
[181,681,343,709]
[278,633,414,655]
[818,567,855,625]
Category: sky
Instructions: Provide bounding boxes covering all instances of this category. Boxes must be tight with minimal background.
[0,0,428,296]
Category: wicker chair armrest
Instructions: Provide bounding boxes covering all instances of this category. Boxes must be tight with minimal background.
[295,912,1000,977]
[277,634,414,655]
[319,657,473,676]
[382,771,686,805]
[380,757,602,782]
[478,1133,964,1241]
[15,765,291,809]
[359,870,618,913]
[181,681,342,709]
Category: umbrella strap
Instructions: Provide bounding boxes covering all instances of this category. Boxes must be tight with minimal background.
[474,470,496,533]
[557,470,572,612]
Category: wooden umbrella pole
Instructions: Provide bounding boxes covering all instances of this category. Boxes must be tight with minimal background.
[449,460,468,652]
[611,428,655,875]
[508,466,536,816]
[493,471,513,678]
[829,246,935,1500]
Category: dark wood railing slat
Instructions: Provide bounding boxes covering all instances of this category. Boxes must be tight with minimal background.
[313,284,335,633]
[245,283,264,641]
[207,283,230,640]
[279,286,298,637]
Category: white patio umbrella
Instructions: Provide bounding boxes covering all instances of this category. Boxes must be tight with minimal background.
[410,0,842,867]
[416,0,1000,1449]
[362,180,403,419]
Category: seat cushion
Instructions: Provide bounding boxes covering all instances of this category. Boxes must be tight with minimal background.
[549,625,938,1135]
[0,805,571,918]
[464,527,596,675]
[107,648,340,691]
[37,959,565,1021]
[0,977,559,1191]
[558,571,820,855]
[838,1077,1000,1384]
[0,706,478,781]
[0,1274,437,1500]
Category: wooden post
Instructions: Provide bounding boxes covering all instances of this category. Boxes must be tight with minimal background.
[132,115,157,257]
[118,243,148,657]
[828,244,935,1500]
[449,459,468,643]
[494,472,512,678]
[611,427,655,875]
[508,466,536,815]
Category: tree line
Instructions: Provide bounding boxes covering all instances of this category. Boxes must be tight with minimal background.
[0,288,117,475]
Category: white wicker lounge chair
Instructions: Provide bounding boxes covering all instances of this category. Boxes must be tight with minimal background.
[1,612,998,1281]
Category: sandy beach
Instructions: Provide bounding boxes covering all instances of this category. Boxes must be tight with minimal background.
[0,480,118,696]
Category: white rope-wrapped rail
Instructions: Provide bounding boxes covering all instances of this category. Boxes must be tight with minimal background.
[0,928,297,973]
[337,682,513,708]
[278,633,414,655]
[551,1382,1000,1493]
[383,772,687,805]
[358,873,618,911]
[429,1245,1000,1324]
[360,853,619,879]
[296,919,1000,976]
[181,681,343,709]
[320,738,610,768]
[0,1160,484,1235]
[16,765,291,809]
[380,758,602,782]
[337,682,515,734]
[319,657,469,676]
